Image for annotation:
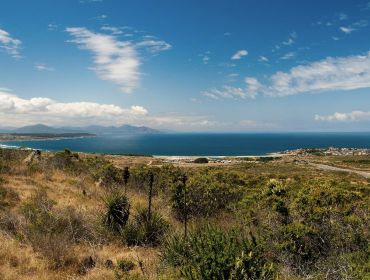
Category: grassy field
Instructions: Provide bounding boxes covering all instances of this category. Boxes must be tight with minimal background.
[0,148,370,279]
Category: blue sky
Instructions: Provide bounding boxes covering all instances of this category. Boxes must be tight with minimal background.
[1,0,370,132]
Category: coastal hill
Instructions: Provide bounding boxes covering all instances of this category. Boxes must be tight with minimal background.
[0,124,163,134]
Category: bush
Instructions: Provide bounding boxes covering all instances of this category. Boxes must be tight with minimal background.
[122,206,169,246]
[18,191,93,268]
[101,191,130,232]
[160,231,189,267]
[194,158,208,164]
[179,224,274,280]
[170,170,244,219]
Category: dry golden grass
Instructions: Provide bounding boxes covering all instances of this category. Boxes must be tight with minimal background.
[1,150,369,279]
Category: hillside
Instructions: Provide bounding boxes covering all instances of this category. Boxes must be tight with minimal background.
[5,124,163,134]
[1,148,370,279]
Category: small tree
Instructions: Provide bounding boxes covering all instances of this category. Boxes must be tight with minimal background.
[194,158,208,164]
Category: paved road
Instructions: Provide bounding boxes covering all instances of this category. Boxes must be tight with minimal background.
[308,162,370,178]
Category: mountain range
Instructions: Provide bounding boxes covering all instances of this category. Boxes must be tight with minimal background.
[0,124,163,134]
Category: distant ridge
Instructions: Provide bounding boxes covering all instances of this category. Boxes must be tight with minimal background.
[2,124,163,135]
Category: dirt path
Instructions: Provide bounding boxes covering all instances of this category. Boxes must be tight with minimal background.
[308,162,370,178]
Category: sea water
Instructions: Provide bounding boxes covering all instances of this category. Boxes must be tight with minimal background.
[1,133,370,156]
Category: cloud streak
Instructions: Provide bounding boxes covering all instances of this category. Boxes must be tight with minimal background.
[315,111,370,122]
[0,28,22,58]
[244,51,370,97]
[66,27,171,93]
[0,90,147,126]
[231,50,248,60]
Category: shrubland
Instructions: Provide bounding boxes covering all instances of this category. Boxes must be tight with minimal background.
[0,147,370,279]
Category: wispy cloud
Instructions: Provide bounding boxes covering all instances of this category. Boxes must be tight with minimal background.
[247,51,370,97]
[190,98,202,104]
[282,38,293,46]
[35,63,55,71]
[226,73,239,77]
[0,28,22,58]
[280,52,295,60]
[0,90,147,126]
[93,15,107,21]
[340,27,356,34]
[100,26,123,34]
[339,13,348,20]
[135,40,172,53]
[315,111,370,122]
[223,32,231,36]
[218,62,237,67]
[259,56,268,62]
[231,50,248,60]
[332,36,340,40]
[101,26,133,34]
[66,27,171,93]
[204,79,260,100]
[48,23,58,31]
[202,92,219,100]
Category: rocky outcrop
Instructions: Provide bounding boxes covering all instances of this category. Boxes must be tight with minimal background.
[23,150,41,165]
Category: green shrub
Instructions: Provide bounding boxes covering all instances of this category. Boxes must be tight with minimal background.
[122,206,169,246]
[101,191,130,232]
[170,170,244,219]
[116,258,136,271]
[160,231,189,267]
[114,258,136,279]
[194,158,208,164]
[180,224,274,280]
[18,191,93,268]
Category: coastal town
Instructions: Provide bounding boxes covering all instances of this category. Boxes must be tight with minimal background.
[278,147,370,156]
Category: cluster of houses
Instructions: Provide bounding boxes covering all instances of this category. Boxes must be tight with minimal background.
[279,147,370,156]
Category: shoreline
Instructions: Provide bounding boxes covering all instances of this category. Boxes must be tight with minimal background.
[0,134,98,143]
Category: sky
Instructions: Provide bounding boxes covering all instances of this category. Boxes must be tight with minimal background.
[1,0,370,132]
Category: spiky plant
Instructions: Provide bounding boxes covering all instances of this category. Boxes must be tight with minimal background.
[101,191,130,232]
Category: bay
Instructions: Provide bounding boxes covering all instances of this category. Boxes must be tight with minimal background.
[1,133,370,156]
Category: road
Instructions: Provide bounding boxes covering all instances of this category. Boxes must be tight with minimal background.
[308,162,370,178]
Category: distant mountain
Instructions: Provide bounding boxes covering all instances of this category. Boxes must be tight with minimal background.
[2,124,163,134]
[14,124,75,134]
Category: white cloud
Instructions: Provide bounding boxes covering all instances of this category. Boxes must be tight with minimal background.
[226,73,239,77]
[224,32,231,36]
[48,24,58,31]
[190,98,202,104]
[0,28,22,58]
[205,79,259,100]
[66,27,171,93]
[340,27,356,34]
[0,90,147,126]
[218,62,237,67]
[250,51,370,97]
[282,38,293,46]
[94,15,107,21]
[339,13,348,20]
[231,50,248,60]
[315,111,370,122]
[35,63,55,71]
[259,56,268,62]
[353,20,368,27]
[135,40,172,53]
[239,120,276,128]
[100,26,123,34]
[280,52,296,60]
[202,92,219,100]
[203,55,210,61]
[332,36,340,40]
[290,31,297,38]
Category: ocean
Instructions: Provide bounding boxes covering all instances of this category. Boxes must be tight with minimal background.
[1,133,370,156]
